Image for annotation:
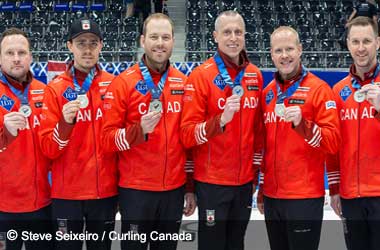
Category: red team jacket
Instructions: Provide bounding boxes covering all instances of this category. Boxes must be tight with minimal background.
[102,62,188,191]
[327,66,380,199]
[0,74,51,212]
[259,70,341,199]
[39,64,118,200]
[180,55,264,186]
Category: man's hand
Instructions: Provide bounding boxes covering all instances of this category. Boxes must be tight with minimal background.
[362,84,380,112]
[284,106,302,126]
[4,112,27,136]
[62,100,81,124]
[221,94,241,126]
[330,194,342,217]
[183,192,196,216]
[140,111,162,134]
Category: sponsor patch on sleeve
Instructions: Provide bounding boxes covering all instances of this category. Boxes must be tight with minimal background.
[325,100,337,110]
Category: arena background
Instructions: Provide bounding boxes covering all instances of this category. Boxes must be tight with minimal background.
[2,0,358,248]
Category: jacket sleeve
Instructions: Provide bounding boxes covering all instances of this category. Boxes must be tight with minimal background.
[38,85,75,159]
[102,76,145,153]
[293,83,341,154]
[180,68,224,148]
[325,153,340,196]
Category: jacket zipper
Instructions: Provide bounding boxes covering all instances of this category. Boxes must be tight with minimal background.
[357,103,361,197]
[162,94,168,189]
[32,116,39,208]
[237,109,242,184]
[89,89,100,198]
[274,110,279,194]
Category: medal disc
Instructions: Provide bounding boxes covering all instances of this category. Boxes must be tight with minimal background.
[275,103,286,117]
[77,94,89,108]
[353,91,366,103]
[149,99,162,112]
[232,85,244,97]
[19,104,32,117]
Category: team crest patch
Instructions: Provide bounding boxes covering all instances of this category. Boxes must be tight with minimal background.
[0,95,15,111]
[265,89,274,105]
[81,20,90,30]
[213,74,226,91]
[135,80,148,95]
[206,210,216,227]
[340,85,352,101]
[325,100,337,110]
[62,87,77,102]
[57,218,68,234]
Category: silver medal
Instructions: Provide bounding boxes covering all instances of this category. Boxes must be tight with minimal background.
[232,85,244,97]
[275,103,286,117]
[77,94,89,108]
[149,99,162,112]
[19,104,32,117]
[353,91,366,103]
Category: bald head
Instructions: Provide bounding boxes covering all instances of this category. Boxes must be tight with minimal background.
[214,10,245,32]
[270,26,300,47]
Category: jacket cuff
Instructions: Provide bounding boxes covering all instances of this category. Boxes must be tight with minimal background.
[58,118,75,141]
[206,113,224,137]
[293,118,314,140]
[329,183,340,196]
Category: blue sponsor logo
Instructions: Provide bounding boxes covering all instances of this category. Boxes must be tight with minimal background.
[0,95,15,111]
[265,89,274,105]
[213,74,226,91]
[339,85,352,101]
[135,80,148,95]
[62,87,77,101]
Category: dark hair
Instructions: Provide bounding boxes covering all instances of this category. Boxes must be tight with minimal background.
[0,28,31,52]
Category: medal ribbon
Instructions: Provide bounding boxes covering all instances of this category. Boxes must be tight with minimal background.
[351,63,380,90]
[276,66,308,104]
[214,52,246,90]
[71,66,96,94]
[0,71,30,105]
[139,61,168,100]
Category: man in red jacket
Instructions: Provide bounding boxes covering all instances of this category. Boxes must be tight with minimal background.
[38,19,117,250]
[102,13,196,250]
[256,26,341,250]
[0,28,51,250]
[327,16,380,250]
[180,10,263,250]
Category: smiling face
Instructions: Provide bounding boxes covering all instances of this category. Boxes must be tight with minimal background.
[347,24,380,74]
[67,33,102,73]
[270,28,302,80]
[140,18,174,72]
[213,14,245,65]
[0,34,32,82]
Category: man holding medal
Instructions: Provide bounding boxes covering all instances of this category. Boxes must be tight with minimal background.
[326,16,380,250]
[38,19,118,250]
[102,13,196,250]
[180,10,264,250]
[256,26,341,250]
[0,28,52,250]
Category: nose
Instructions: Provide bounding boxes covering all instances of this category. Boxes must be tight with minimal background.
[157,37,163,46]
